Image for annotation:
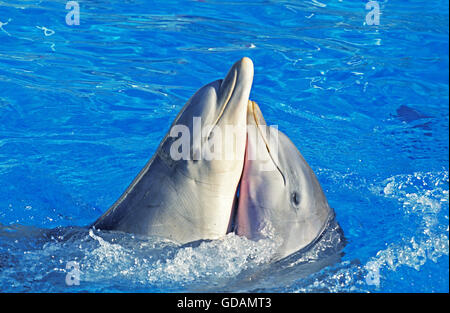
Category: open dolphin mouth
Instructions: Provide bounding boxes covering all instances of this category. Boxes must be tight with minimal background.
[228,99,287,233]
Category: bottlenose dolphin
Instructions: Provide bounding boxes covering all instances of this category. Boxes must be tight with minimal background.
[235,101,336,260]
[94,58,254,243]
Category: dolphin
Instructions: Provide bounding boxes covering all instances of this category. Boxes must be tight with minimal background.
[93,57,254,244]
[234,100,337,260]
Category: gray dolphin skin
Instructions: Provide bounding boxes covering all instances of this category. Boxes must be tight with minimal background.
[235,100,334,260]
[94,58,254,243]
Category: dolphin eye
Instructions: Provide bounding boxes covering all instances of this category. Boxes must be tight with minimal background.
[291,191,300,207]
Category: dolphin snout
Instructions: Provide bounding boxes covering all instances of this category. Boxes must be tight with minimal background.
[213,57,254,131]
[233,57,254,95]
[236,57,254,82]
[218,57,253,101]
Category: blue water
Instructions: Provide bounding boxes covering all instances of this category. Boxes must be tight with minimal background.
[0,0,448,292]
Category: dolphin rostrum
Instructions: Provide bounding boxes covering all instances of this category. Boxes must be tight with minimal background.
[94,58,254,243]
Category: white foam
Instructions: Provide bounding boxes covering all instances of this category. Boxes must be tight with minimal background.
[145,232,280,285]
[68,228,281,288]
[365,171,449,288]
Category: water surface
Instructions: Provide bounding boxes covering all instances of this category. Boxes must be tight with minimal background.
[0,0,448,292]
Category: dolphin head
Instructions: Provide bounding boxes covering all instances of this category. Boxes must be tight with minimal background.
[159,57,254,180]
[150,58,253,240]
[236,101,332,259]
[93,58,254,243]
